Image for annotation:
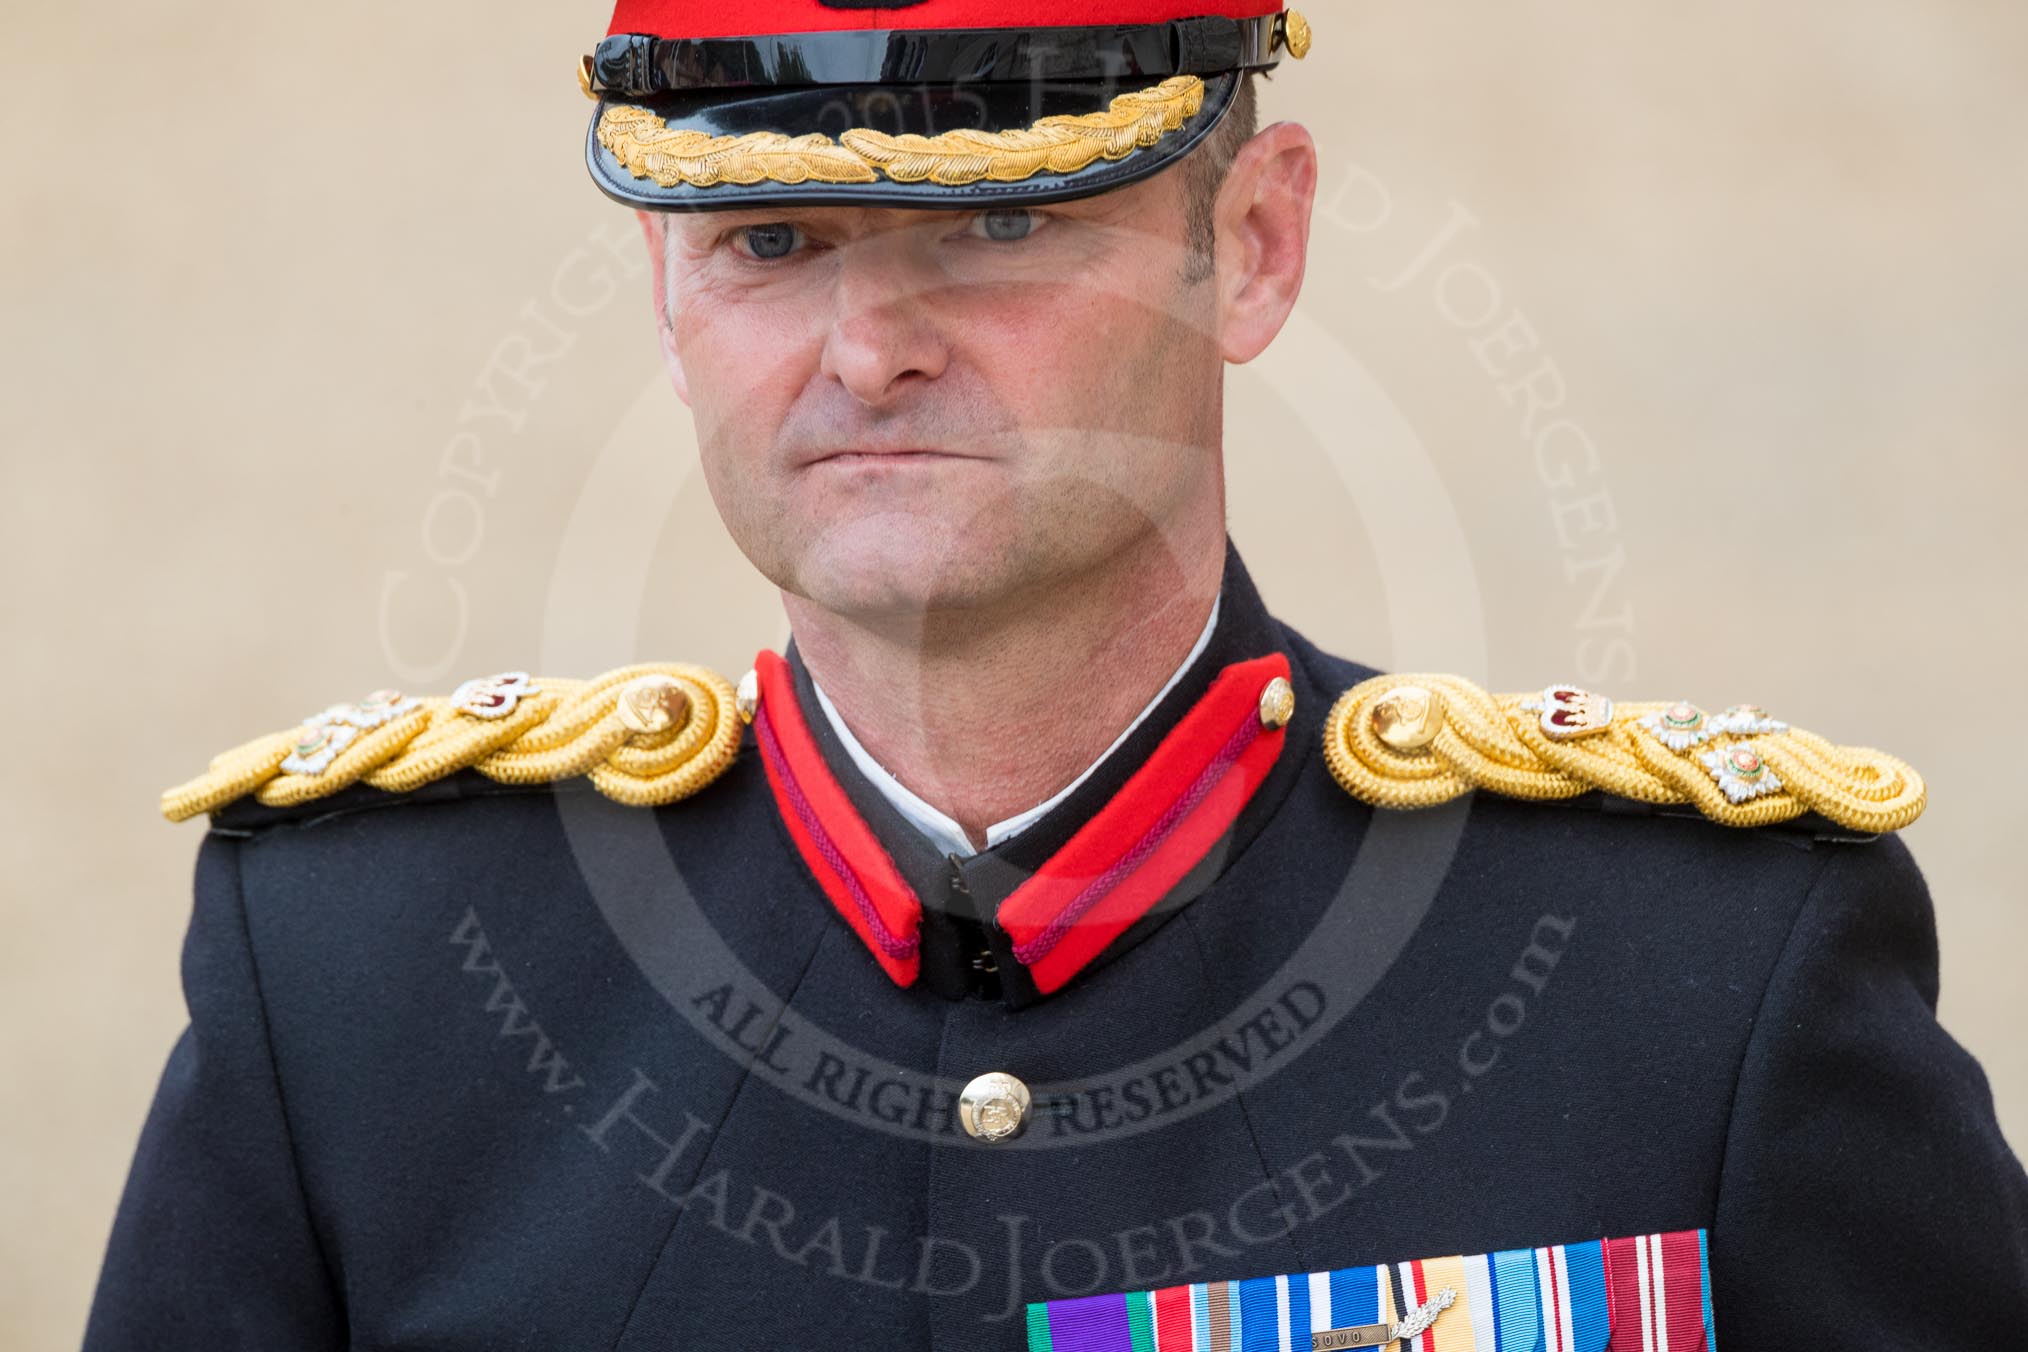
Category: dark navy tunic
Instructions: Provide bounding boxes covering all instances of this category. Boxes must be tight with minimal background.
[84,542,2028,1349]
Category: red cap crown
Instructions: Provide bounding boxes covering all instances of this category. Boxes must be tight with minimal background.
[608,1,1282,40]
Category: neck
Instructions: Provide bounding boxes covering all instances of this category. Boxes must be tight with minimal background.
[783,525,1227,850]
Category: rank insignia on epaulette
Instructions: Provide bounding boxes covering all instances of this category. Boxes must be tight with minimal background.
[1324,673,1924,832]
[1711,703,1788,736]
[1521,685,1616,742]
[1638,700,1718,751]
[319,688,424,730]
[450,671,537,720]
[275,687,428,777]
[1702,742,1783,803]
[278,722,355,777]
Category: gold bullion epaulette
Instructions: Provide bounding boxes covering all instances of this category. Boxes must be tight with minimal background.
[1321,675,1925,833]
[160,666,753,823]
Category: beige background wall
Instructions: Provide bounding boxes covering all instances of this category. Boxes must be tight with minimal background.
[5,2,2024,1344]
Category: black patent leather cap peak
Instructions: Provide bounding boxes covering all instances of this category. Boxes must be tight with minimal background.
[585,69,1243,212]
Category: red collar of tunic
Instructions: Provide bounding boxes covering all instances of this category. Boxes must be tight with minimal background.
[747,647,1292,994]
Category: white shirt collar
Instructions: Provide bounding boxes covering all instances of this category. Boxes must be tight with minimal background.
[807,590,1222,860]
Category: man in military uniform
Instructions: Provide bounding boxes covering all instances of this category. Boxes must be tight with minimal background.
[86,3,2028,1349]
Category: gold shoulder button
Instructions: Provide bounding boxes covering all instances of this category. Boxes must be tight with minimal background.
[1322,674,1924,833]
[161,665,743,822]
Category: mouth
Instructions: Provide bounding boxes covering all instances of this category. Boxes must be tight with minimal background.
[806,448,977,468]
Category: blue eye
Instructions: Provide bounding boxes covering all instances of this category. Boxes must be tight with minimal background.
[969,209,1041,242]
[739,223,804,259]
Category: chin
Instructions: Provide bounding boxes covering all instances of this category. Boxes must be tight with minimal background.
[786,514,1020,619]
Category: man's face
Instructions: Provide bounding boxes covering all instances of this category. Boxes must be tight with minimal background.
[653,166,1227,624]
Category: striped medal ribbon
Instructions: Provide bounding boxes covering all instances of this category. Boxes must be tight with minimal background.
[1025,1227,1716,1351]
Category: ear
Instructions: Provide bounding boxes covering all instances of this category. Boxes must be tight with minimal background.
[635,209,691,405]
[1212,120,1318,365]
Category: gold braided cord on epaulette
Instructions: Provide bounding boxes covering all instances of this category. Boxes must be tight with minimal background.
[1322,674,1926,833]
[160,665,742,823]
[597,75,1204,191]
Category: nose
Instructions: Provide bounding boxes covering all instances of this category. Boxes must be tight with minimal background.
[819,231,950,408]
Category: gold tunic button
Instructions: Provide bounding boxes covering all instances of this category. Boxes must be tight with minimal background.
[1258,676,1295,731]
[958,1071,1031,1143]
[616,673,691,736]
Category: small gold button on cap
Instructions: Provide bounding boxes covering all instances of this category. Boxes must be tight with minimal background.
[1258,676,1296,731]
[1371,684,1446,752]
[616,674,691,736]
[958,1071,1031,1143]
[1282,9,1313,59]
[735,669,760,724]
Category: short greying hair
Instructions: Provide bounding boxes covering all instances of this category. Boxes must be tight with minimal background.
[1180,73,1260,279]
